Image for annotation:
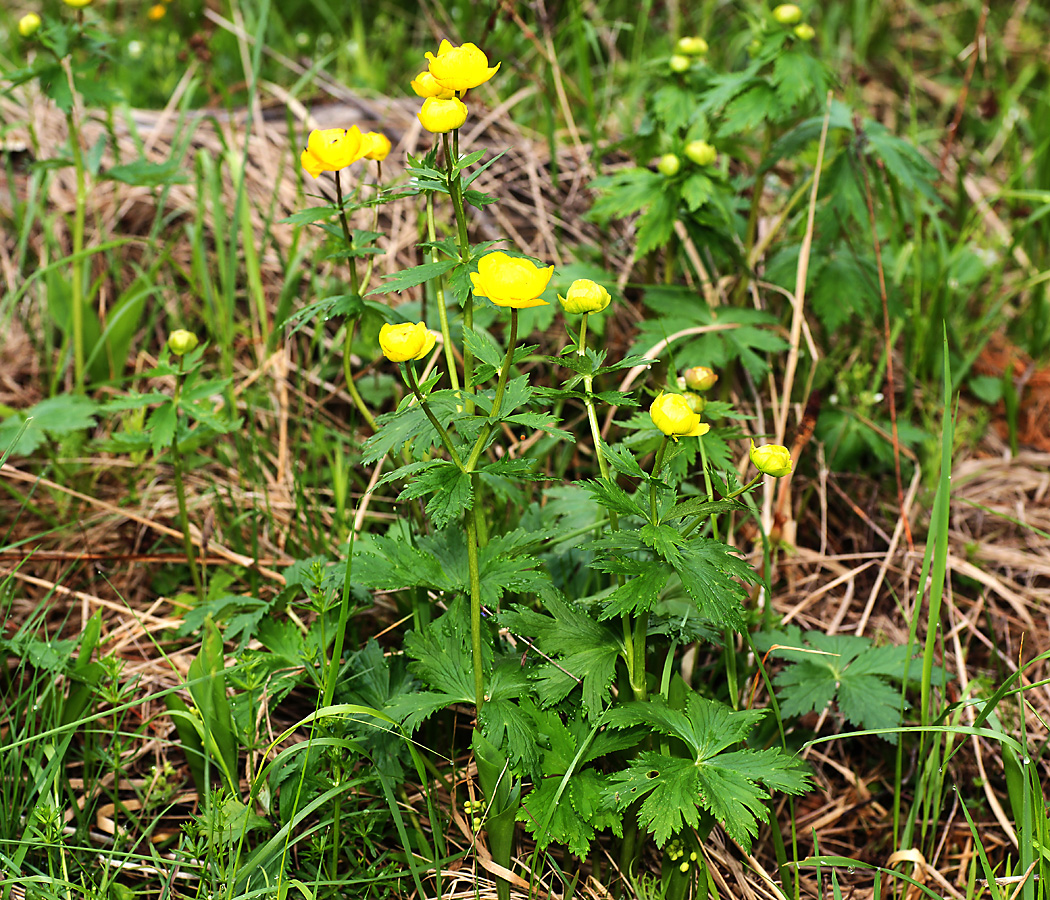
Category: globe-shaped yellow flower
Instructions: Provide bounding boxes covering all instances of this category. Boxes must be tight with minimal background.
[410,71,454,100]
[417,97,468,134]
[300,127,365,179]
[425,40,500,92]
[773,3,802,24]
[649,393,710,441]
[63,0,92,7]
[470,252,554,309]
[18,12,42,36]
[749,440,792,477]
[682,365,718,391]
[379,322,436,363]
[559,279,611,315]
[362,132,391,162]
[167,329,199,357]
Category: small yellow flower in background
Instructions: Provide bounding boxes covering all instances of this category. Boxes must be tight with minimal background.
[684,140,717,167]
[683,365,718,391]
[167,329,199,357]
[417,97,468,134]
[300,127,365,179]
[148,3,166,20]
[559,279,611,315]
[470,252,554,309]
[425,40,500,92]
[362,132,391,162]
[669,54,691,73]
[657,154,681,177]
[379,322,436,362]
[410,71,454,100]
[649,393,710,441]
[675,36,709,55]
[62,0,92,7]
[682,392,705,414]
[18,12,41,36]
[794,23,816,41]
[772,3,802,24]
[749,440,792,477]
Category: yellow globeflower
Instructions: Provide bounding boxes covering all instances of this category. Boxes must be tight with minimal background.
[749,440,792,477]
[682,365,718,391]
[167,329,199,357]
[417,97,468,133]
[148,4,166,20]
[772,4,802,24]
[18,12,42,36]
[362,132,391,162]
[559,279,611,315]
[649,392,710,441]
[63,0,92,7]
[300,127,365,179]
[410,71,454,99]
[426,40,500,92]
[379,322,436,363]
[470,252,554,309]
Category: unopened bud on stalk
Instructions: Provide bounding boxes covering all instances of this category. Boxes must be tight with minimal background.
[167,329,199,357]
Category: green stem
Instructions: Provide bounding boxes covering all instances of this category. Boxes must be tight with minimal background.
[466,502,485,712]
[426,192,460,392]
[649,436,670,525]
[464,308,517,473]
[334,170,360,296]
[404,363,464,469]
[443,131,474,409]
[62,62,87,391]
[171,359,204,604]
[578,314,618,528]
[342,319,378,432]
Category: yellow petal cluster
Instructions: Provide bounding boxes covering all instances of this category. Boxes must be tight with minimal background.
[425,40,500,92]
[300,127,365,179]
[418,97,468,134]
[649,393,710,441]
[410,71,454,100]
[559,279,611,315]
[379,322,436,363]
[18,12,41,36]
[362,132,391,162]
[749,440,792,477]
[470,252,554,309]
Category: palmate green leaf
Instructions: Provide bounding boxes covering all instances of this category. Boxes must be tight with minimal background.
[640,523,685,564]
[664,498,746,522]
[671,538,754,630]
[499,594,620,720]
[697,69,762,117]
[367,259,460,295]
[387,460,473,528]
[770,631,914,742]
[483,662,540,770]
[593,354,658,377]
[504,412,574,441]
[103,158,189,187]
[636,189,679,256]
[599,439,646,479]
[604,696,810,848]
[771,50,830,109]
[0,394,99,456]
[148,401,176,456]
[864,123,939,200]
[718,83,779,137]
[579,479,648,521]
[596,564,670,621]
[588,169,667,222]
[681,172,714,213]
[361,392,463,464]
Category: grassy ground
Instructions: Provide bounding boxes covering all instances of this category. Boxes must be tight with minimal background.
[2,0,1050,898]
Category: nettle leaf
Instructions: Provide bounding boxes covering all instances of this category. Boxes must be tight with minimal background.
[671,539,754,631]
[499,594,620,719]
[579,479,648,521]
[769,630,914,742]
[604,695,810,849]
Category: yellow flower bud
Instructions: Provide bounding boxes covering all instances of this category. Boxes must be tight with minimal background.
[379,322,436,363]
[300,127,365,179]
[18,12,41,36]
[649,392,710,441]
[684,140,717,167]
[669,54,691,73]
[657,154,681,177]
[167,329,199,357]
[794,22,815,41]
[683,365,718,391]
[147,3,166,20]
[362,132,391,161]
[679,862,690,874]
[682,392,705,414]
[559,279,611,315]
[410,71,455,99]
[417,97,468,134]
[749,440,792,477]
[773,4,802,24]
[63,0,92,6]
[676,36,709,55]
[470,252,553,309]
[425,40,500,92]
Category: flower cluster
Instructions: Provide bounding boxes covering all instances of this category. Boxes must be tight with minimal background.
[412,40,499,134]
[463,798,484,831]
[300,126,391,179]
